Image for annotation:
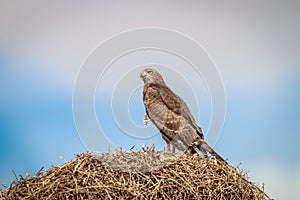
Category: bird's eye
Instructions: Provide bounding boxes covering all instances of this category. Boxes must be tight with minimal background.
[148,71,153,74]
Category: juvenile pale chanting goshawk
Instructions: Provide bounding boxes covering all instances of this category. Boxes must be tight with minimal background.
[140,68,225,162]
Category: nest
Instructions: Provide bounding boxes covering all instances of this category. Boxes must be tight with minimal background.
[0,150,271,200]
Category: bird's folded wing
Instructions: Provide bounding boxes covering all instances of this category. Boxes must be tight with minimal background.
[149,83,203,138]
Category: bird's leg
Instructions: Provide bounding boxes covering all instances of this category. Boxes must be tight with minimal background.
[184,146,195,156]
[171,145,176,153]
[166,141,171,152]
[143,114,150,127]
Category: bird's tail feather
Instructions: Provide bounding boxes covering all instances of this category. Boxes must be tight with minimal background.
[197,141,226,162]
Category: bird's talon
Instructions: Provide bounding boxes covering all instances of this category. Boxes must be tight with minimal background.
[144,114,150,127]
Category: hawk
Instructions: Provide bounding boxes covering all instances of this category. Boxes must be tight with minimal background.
[141,68,225,162]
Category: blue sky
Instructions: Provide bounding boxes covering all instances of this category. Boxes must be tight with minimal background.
[0,1,300,199]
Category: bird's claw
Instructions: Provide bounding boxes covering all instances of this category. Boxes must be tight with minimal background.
[144,114,150,127]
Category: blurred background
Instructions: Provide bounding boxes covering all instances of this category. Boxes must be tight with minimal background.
[0,1,299,199]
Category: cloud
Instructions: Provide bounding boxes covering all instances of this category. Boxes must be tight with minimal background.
[1,1,299,92]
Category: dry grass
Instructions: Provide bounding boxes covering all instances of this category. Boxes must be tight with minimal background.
[0,150,272,200]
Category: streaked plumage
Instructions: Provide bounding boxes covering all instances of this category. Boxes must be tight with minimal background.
[141,68,225,162]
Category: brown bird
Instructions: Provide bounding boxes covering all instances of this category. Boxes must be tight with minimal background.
[141,68,225,162]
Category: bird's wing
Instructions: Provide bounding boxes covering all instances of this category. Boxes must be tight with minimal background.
[143,84,179,132]
[146,83,182,114]
[143,84,190,150]
[149,83,204,139]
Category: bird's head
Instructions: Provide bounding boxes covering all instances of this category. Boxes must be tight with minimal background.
[140,68,166,85]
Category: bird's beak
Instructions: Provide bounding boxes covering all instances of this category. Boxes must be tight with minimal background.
[140,71,146,78]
